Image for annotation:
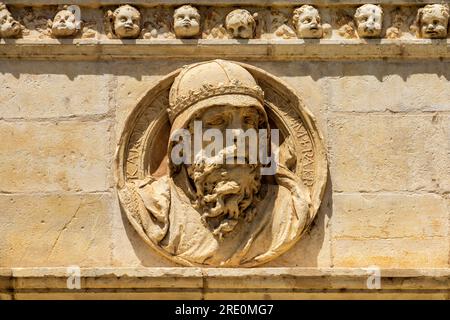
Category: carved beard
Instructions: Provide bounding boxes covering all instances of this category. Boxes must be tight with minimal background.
[187,162,261,240]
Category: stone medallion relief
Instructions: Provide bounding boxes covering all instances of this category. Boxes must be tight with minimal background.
[116,60,327,267]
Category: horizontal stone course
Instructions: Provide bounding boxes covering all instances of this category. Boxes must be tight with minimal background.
[1,267,449,299]
[3,1,442,6]
[1,40,450,61]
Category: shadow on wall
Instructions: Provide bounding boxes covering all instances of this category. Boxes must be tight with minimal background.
[248,60,450,82]
[265,167,333,267]
[1,60,450,82]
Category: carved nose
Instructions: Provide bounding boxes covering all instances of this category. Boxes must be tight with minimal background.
[310,22,318,28]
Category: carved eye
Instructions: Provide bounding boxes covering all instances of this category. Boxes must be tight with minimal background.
[243,116,256,126]
[303,18,311,24]
[238,26,245,33]
[120,17,126,22]
[207,118,226,126]
[433,20,439,25]
[361,16,368,22]
[65,15,70,20]
[178,15,184,20]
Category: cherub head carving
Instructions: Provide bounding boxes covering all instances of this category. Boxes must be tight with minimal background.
[225,9,256,39]
[0,3,21,38]
[354,4,383,38]
[173,5,200,38]
[51,5,81,37]
[292,5,323,38]
[110,4,141,39]
[414,4,449,39]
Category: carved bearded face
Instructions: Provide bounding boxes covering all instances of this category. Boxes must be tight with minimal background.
[0,8,21,38]
[418,4,449,38]
[355,4,383,38]
[293,5,323,38]
[113,5,141,38]
[225,9,255,39]
[173,5,200,38]
[186,105,262,237]
[52,9,77,37]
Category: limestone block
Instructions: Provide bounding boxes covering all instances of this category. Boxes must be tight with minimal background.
[0,193,112,267]
[333,238,448,268]
[0,120,112,193]
[113,60,187,136]
[0,61,111,119]
[333,193,449,239]
[252,61,329,135]
[328,61,450,112]
[329,114,450,192]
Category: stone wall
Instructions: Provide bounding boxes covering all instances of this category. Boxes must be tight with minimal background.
[0,0,449,299]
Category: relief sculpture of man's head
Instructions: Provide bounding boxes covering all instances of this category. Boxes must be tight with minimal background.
[118,60,327,267]
[167,60,269,239]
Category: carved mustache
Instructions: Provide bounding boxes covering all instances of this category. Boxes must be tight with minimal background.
[193,145,253,165]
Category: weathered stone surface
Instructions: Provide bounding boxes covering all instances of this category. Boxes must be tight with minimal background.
[328,61,450,112]
[116,59,327,267]
[329,114,450,193]
[0,3,449,297]
[333,193,449,239]
[0,194,112,267]
[1,267,449,299]
[0,61,111,119]
[0,120,112,193]
[114,60,187,137]
[333,238,448,268]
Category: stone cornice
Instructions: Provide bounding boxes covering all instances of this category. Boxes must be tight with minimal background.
[1,39,449,60]
[1,267,449,299]
[2,1,447,7]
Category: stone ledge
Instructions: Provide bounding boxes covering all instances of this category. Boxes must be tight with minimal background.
[0,268,449,299]
[0,39,449,60]
[2,1,443,7]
